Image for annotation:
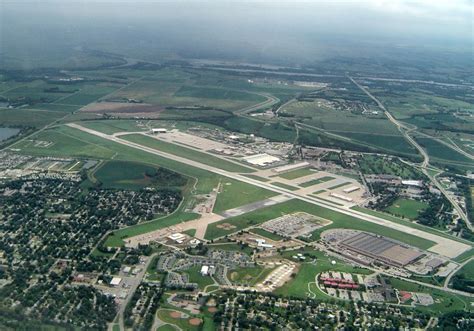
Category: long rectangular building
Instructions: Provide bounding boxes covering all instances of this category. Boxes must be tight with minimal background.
[340,232,423,267]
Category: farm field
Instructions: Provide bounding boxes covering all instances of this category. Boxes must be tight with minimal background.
[415,137,473,165]
[0,108,65,127]
[213,178,277,213]
[123,134,255,173]
[278,167,316,179]
[59,84,120,105]
[204,199,436,249]
[385,198,429,220]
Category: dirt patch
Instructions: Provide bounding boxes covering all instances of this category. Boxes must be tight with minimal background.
[189,318,202,326]
[169,311,181,318]
[216,223,236,230]
[207,307,217,313]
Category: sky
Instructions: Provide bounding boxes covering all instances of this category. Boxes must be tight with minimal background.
[1,1,472,68]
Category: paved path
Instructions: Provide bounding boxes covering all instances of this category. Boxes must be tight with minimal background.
[66,123,471,259]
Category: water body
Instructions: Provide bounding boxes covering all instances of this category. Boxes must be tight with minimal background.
[0,127,20,141]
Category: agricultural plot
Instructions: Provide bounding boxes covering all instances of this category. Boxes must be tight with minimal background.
[104,68,267,112]
[0,108,64,128]
[415,137,472,165]
[60,84,120,105]
[385,198,428,220]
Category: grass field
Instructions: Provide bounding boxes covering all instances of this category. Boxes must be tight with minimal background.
[275,248,372,299]
[204,199,436,249]
[415,137,473,165]
[453,259,474,279]
[123,134,255,173]
[80,120,149,135]
[387,277,473,314]
[357,154,422,179]
[299,176,335,187]
[94,160,187,190]
[105,210,199,247]
[242,174,271,182]
[185,266,215,290]
[327,182,351,190]
[270,182,300,191]
[228,265,274,286]
[0,108,65,127]
[250,228,284,241]
[213,179,277,213]
[156,309,201,331]
[385,198,428,220]
[279,167,316,180]
[352,206,473,249]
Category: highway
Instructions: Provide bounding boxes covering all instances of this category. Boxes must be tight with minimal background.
[66,123,471,259]
[349,77,472,230]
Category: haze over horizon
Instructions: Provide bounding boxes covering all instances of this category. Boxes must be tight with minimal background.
[1,0,472,69]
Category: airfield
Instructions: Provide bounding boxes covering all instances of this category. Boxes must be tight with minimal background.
[59,122,471,260]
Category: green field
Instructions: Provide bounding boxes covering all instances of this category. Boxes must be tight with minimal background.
[385,198,428,220]
[357,154,423,179]
[415,137,473,165]
[13,126,117,158]
[327,182,351,190]
[227,265,274,286]
[279,167,316,180]
[453,260,474,279]
[123,134,255,173]
[250,228,284,241]
[213,179,277,213]
[94,160,187,190]
[0,108,65,127]
[299,176,335,187]
[80,120,149,135]
[270,182,300,191]
[156,309,201,331]
[59,85,119,105]
[185,266,215,290]
[275,248,371,299]
[242,174,271,182]
[204,199,436,249]
[352,206,473,249]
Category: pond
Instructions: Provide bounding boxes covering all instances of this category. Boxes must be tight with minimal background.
[0,127,20,141]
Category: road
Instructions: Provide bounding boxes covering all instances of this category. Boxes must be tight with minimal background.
[66,123,471,259]
[349,76,472,230]
[115,254,155,331]
[444,257,473,289]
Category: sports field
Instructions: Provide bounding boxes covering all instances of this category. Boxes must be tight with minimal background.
[385,198,428,220]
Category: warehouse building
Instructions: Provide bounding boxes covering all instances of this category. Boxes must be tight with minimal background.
[340,232,423,267]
